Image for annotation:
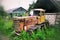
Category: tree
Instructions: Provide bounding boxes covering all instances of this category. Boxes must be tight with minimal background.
[28,2,36,14]
[0,6,7,16]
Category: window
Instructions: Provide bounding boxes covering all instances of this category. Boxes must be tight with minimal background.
[33,10,40,16]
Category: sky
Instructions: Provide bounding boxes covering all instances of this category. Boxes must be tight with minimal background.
[1,0,37,10]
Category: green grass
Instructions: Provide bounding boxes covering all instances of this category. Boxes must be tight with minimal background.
[9,27,57,40]
[0,16,60,40]
[0,17,14,35]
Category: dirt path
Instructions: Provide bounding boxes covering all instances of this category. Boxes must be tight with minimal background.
[0,33,9,40]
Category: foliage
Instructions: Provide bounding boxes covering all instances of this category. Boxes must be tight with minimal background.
[0,6,7,16]
[9,27,56,40]
[0,16,14,36]
[28,2,36,13]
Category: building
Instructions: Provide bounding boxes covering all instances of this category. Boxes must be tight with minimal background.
[8,7,27,17]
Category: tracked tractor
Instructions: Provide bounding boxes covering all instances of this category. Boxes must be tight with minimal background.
[13,9,48,35]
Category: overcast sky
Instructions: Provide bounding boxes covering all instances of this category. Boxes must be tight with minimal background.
[1,0,37,10]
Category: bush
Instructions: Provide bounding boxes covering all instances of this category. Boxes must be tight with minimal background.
[0,6,7,16]
[0,16,14,36]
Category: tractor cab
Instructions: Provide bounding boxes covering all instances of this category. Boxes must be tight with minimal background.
[32,9,46,24]
[33,9,45,16]
[30,9,45,16]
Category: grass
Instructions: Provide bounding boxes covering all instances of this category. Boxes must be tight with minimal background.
[9,26,57,40]
[0,16,14,35]
[0,16,60,40]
